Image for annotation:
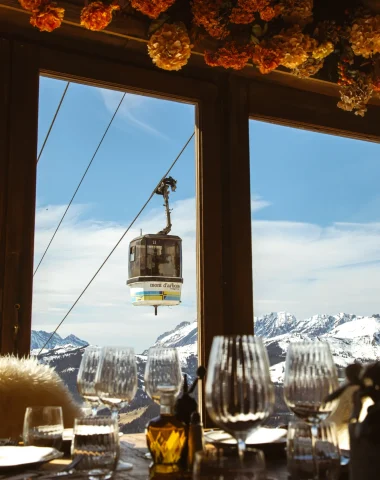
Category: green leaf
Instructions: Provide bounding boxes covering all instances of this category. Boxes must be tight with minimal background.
[252,24,263,38]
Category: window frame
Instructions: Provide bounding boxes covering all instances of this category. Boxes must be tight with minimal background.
[2,31,379,426]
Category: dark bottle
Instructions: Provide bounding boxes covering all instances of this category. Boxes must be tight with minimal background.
[146,393,187,475]
[187,411,204,469]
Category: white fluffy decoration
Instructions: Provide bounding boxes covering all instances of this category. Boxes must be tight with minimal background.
[0,355,81,440]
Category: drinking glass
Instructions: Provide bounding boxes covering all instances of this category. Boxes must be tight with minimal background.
[77,346,103,416]
[193,447,267,480]
[284,341,339,427]
[205,335,275,460]
[95,346,137,471]
[144,347,183,402]
[287,420,340,480]
[284,340,339,480]
[71,416,119,480]
[95,346,138,420]
[23,406,63,450]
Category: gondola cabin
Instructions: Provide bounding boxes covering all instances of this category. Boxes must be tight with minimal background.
[127,234,183,313]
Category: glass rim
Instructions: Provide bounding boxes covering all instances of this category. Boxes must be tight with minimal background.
[212,335,264,341]
[102,345,135,352]
[288,419,337,428]
[288,339,331,346]
[147,346,178,352]
[25,406,63,411]
[74,415,118,425]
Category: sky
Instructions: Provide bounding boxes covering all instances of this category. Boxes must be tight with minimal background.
[33,76,380,351]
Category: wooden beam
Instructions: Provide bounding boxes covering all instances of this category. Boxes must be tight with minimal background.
[196,91,225,427]
[1,41,39,355]
[220,75,254,334]
[249,79,380,143]
[0,38,12,353]
[39,45,216,102]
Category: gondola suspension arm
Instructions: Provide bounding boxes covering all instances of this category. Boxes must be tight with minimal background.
[155,176,177,235]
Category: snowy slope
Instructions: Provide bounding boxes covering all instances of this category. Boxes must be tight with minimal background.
[31,330,88,351]
[143,320,198,362]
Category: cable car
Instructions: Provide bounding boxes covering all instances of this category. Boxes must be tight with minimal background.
[126,177,183,315]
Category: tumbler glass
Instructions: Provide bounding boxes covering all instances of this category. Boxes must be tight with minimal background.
[287,420,340,480]
[23,406,63,450]
[193,447,267,480]
[71,416,119,480]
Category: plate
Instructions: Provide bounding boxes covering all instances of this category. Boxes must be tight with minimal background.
[0,446,63,469]
[204,427,287,447]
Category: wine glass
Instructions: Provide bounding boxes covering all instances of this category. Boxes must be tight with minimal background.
[144,347,183,462]
[77,346,103,416]
[95,346,138,420]
[284,340,339,426]
[283,340,339,479]
[95,346,138,471]
[144,347,183,403]
[205,335,275,461]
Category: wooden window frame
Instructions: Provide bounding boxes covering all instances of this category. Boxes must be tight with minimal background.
[0,39,256,425]
[2,31,379,426]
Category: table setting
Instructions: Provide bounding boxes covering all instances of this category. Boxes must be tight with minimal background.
[0,335,371,480]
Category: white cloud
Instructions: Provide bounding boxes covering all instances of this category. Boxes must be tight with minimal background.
[97,89,171,141]
[33,194,380,352]
[251,196,271,213]
[252,220,380,319]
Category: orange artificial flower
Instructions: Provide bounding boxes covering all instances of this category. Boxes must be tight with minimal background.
[252,45,282,74]
[80,1,119,31]
[30,3,64,32]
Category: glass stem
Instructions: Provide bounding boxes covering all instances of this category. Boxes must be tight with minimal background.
[111,408,119,421]
[311,424,319,480]
[91,405,98,417]
[237,438,246,463]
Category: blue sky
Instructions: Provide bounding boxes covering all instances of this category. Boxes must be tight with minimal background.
[249,121,380,226]
[33,76,380,351]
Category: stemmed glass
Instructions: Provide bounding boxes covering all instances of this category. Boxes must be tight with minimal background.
[205,335,275,461]
[77,346,103,416]
[144,347,183,462]
[144,347,183,402]
[95,346,138,420]
[283,340,339,479]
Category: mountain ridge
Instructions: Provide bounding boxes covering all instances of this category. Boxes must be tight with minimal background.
[34,311,380,433]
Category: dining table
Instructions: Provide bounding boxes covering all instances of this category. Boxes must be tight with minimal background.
[26,433,288,480]
[5,433,349,479]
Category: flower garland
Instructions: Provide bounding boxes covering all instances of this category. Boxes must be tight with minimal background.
[147,22,192,71]
[337,61,373,117]
[30,3,64,31]
[191,0,229,40]
[350,14,380,58]
[279,0,313,26]
[80,1,119,31]
[229,0,279,25]
[16,0,380,116]
[130,0,176,19]
[18,0,64,31]
[205,41,252,70]
[252,45,282,74]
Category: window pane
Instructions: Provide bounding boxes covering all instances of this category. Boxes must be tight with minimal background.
[250,119,380,427]
[32,76,198,432]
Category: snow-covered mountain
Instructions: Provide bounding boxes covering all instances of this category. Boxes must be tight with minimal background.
[31,330,88,353]
[34,312,380,432]
[254,312,357,339]
[143,320,198,361]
